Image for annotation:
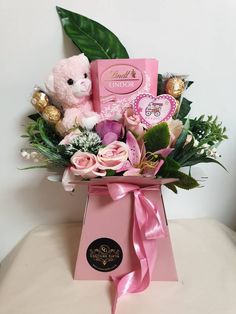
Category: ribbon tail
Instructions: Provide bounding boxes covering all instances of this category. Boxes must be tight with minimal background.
[97,183,166,314]
[111,271,138,314]
[139,194,165,239]
[111,202,150,313]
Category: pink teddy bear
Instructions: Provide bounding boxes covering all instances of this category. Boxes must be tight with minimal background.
[45,53,100,131]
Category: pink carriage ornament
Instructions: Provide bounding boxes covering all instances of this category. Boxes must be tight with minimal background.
[133,93,177,127]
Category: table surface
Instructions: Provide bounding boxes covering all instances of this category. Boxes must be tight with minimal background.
[0,219,236,314]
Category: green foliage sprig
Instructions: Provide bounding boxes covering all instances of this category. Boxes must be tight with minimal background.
[172,115,227,171]
[23,117,69,168]
[190,115,228,146]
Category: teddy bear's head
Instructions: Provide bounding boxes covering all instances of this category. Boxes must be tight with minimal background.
[45,54,92,108]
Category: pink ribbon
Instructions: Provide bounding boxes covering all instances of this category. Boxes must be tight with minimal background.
[89,183,166,314]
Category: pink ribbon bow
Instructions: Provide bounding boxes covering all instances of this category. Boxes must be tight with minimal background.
[89,183,166,314]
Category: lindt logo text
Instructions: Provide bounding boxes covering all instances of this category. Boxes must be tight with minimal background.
[101,64,143,95]
[111,69,137,79]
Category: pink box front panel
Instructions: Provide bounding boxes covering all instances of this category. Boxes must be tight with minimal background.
[91,58,158,120]
[74,187,177,281]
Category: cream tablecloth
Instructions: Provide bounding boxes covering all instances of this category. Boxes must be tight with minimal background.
[0,219,236,314]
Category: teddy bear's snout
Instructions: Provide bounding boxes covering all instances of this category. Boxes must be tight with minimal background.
[72,79,91,96]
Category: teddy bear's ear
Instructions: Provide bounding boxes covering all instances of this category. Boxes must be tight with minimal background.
[45,73,55,94]
[78,53,89,66]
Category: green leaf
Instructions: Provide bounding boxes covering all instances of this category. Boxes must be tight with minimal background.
[31,143,69,167]
[177,98,192,120]
[106,170,116,176]
[157,74,164,95]
[38,119,57,149]
[171,171,199,190]
[56,6,129,61]
[174,137,195,164]
[158,157,181,177]
[165,183,178,194]
[144,122,170,152]
[186,81,194,89]
[189,115,228,146]
[19,165,48,170]
[28,113,41,121]
[182,156,228,171]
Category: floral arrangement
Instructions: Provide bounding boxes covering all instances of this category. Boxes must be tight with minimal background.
[21,7,227,193]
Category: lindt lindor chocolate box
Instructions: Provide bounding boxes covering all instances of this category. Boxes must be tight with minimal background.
[91,58,158,119]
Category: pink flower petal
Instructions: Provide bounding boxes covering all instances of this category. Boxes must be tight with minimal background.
[126,131,141,166]
[154,159,164,176]
[102,132,118,145]
[123,168,142,176]
[155,148,174,158]
[116,160,132,173]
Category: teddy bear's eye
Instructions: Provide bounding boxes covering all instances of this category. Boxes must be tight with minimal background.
[84,73,88,79]
[67,78,74,85]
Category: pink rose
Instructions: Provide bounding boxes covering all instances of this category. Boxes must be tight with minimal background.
[59,129,81,145]
[168,119,192,147]
[70,151,106,178]
[123,108,144,137]
[97,141,129,170]
[167,119,183,146]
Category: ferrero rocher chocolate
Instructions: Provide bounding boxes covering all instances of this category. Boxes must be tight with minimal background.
[31,91,50,113]
[55,120,67,137]
[42,105,61,124]
[165,77,185,99]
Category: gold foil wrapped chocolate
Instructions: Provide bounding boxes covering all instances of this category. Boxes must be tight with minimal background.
[55,120,67,137]
[31,88,65,137]
[42,105,61,124]
[165,77,185,99]
[31,91,50,113]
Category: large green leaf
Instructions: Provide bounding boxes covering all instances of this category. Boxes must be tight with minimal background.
[144,122,170,152]
[56,6,129,61]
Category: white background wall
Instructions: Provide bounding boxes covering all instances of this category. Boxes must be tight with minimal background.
[0,0,235,262]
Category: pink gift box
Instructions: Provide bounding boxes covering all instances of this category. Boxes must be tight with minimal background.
[74,177,177,281]
[90,58,158,120]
